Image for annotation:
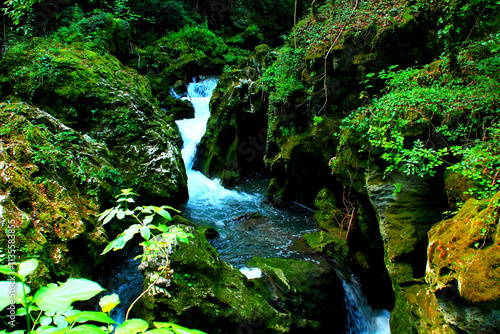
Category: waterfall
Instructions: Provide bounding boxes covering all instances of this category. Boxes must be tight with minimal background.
[175,77,256,210]
[336,269,391,334]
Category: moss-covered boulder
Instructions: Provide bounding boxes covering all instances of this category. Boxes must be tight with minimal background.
[265,123,339,206]
[195,45,271,185]
[0,38,188,207]
[0,100,115,285]
[137,224,346,333]
[426,192,500,332]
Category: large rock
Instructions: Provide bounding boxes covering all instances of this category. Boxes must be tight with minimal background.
[136,224,346,333]
[426,191,500,332]
[0,38,188,207]
[0,100,113,285]
[195,45,271,186]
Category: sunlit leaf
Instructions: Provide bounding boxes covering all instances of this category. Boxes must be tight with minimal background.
[0,281,30,310]
[117,210,126,220]
[40,316,53,326]
[99,293,120,313]
[18,259,39,280]
[0,265,17,276]
[140,227,151,241]
[53,313,69,329]
[101,235,126,254]
[68,324,107,334]
[156,209,171,220]
[33,278,104,314]
[68,311,117,324]
[123,225,140,243]
[115,319,149,334]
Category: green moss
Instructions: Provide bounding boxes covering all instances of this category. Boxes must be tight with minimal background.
[0,100,114,285]
[304,231,349,265]
[137,225,337,333]
[427,191,500,304]
[0,37,188,206]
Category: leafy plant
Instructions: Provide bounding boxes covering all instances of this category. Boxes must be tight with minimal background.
[98,189,193,315]
[0,259,205,334]
[333,33,500,200]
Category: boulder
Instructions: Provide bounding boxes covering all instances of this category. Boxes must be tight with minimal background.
[0,100,113,284]
[426,191,500,332]
[0,38,188,207]
[195,45,271,186]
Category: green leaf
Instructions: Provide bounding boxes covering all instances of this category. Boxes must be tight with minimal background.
[18,259,39,280]
[156,209,171,220]
[140,226,151,241]
[122,225,140,243]
[101,235,126,254]
[115,319,149,334]
[117,210,126,220]
[33,278,104,314]
[35,325,61,334]
[143,215,154,225]
[101,208,118,226]
[68,324,108,334]
[0,281,30,310]
[53,313,69,329]
[0,265,17,276]
[67,311,117,324]
[156,224,170,233]
[99,293,120,313]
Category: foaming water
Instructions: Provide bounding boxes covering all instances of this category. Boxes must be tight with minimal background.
[336,269,391,334]
[175,77,317,266]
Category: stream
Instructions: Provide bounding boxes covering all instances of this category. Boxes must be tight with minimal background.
[99,76,391,333]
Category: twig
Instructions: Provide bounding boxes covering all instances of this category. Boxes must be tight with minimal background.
[125,266,167,321]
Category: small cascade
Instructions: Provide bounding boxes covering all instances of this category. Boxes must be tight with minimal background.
[336,269,391,334]
[174,77,317,266]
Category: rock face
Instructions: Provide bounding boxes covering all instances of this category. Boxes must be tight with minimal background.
[0,38,188,207]
[426,191,500,333]
[0,37,188,283]
[0,100,112,284]
[137,224,346,334]
[195,45,271,186]
[365,165,452,332]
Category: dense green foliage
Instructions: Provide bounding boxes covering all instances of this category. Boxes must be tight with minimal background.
[335,33,500,199]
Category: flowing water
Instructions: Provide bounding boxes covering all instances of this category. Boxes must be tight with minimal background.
[175,77,318,266]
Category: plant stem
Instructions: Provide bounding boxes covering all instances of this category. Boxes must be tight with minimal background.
[125,267,167,321]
